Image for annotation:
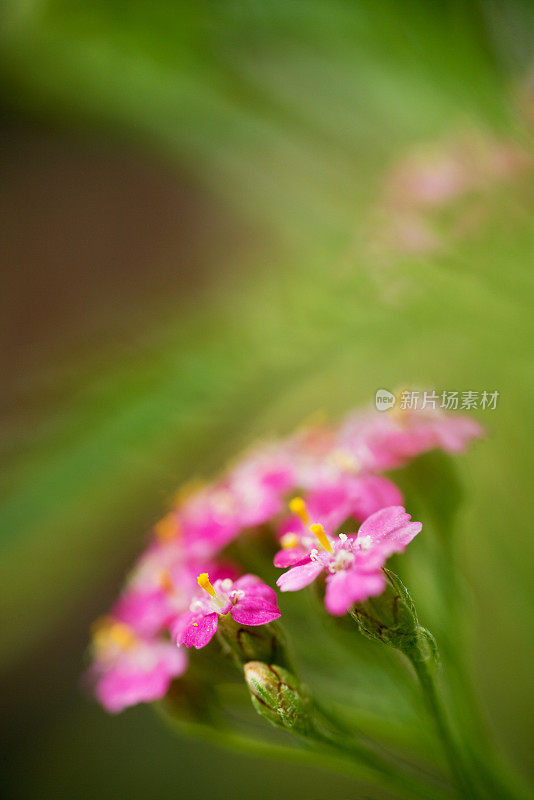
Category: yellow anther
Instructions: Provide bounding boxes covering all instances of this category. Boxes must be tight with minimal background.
[331,448,360,473]
[91,615,110,644]
[173,478,206,507]
[155,513,179,542]
[280,532,299,550]
[197,573,216,598]
[289,496,310,526]
[310,523,333,553]
[109,622,137,649]
[159,569,174,594]
[92,617,136,652]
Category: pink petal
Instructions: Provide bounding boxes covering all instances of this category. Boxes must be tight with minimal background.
[96,664,170,713]
[112,589,170,638]
[94,643,187,713]
[358,506,422,550]
[208,562,240,583]
[231,597,281,626]
[276,561,324,592]
[324,569,386,615]
[308,485,350,519]
[156,643,188,676]
[350,475,404,519]
[434,417,483,452]
[273,547,309,568]
[233,574,277,604]
[175,612,219,649]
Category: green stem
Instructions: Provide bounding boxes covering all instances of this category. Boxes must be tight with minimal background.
[160,710,451,800]
[440,602,529,799]
[310,719,452,800]
[409,650,478,800]
[432,545,529,799]
[403,465,529,799]
[313,697,450,789]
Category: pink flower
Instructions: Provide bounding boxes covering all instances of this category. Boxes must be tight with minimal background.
[179,485,243,556]
[274,475,403,568]
[90,617,187,713]
[229,441,296,495]
[128,539,183,593]
[175,446,298,558]
[113,536,239,637]
[113,560,237,638]
[276,506,422,616]
[337,405,482,471]
[226,443,296,528]
[172,573,281,650]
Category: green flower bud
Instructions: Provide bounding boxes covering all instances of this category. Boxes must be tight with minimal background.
[351,568,422,656]
[217,616,291,667]
[244,661,312,735]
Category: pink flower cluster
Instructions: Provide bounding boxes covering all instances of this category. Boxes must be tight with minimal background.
[89,401,481,712]
[368,130,532,259]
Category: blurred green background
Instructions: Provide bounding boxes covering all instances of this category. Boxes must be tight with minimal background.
[1,1,533,798]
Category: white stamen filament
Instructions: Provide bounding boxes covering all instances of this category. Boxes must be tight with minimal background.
[329,550,355,573]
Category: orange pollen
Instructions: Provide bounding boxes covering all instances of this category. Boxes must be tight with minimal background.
[155,513,179,542]
[159,569,174,594]
[280,532,299,550]
[92,617,136,651]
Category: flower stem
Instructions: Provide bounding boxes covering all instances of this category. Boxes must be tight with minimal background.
[309,721,452,800]
[408,647,478,800]
[160,708,451,800]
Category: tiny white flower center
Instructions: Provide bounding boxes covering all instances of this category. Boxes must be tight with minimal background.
[328,549,355,573]
[229,589,245,604]
[330,448,361,473]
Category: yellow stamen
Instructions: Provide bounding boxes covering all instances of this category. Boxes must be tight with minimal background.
[159,569,174,594]
[331,448,361,473]
[92,617,136,651]
[280,532,299,550]
[310,523,333,553]
[197,572,216,598]
[155,513,179,542]
[173,478,206,507]
[289,496,310,526]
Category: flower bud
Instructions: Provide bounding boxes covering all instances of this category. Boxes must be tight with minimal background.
[244,661,312,735]
[217,615,291,667]
[351,568,422,655]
